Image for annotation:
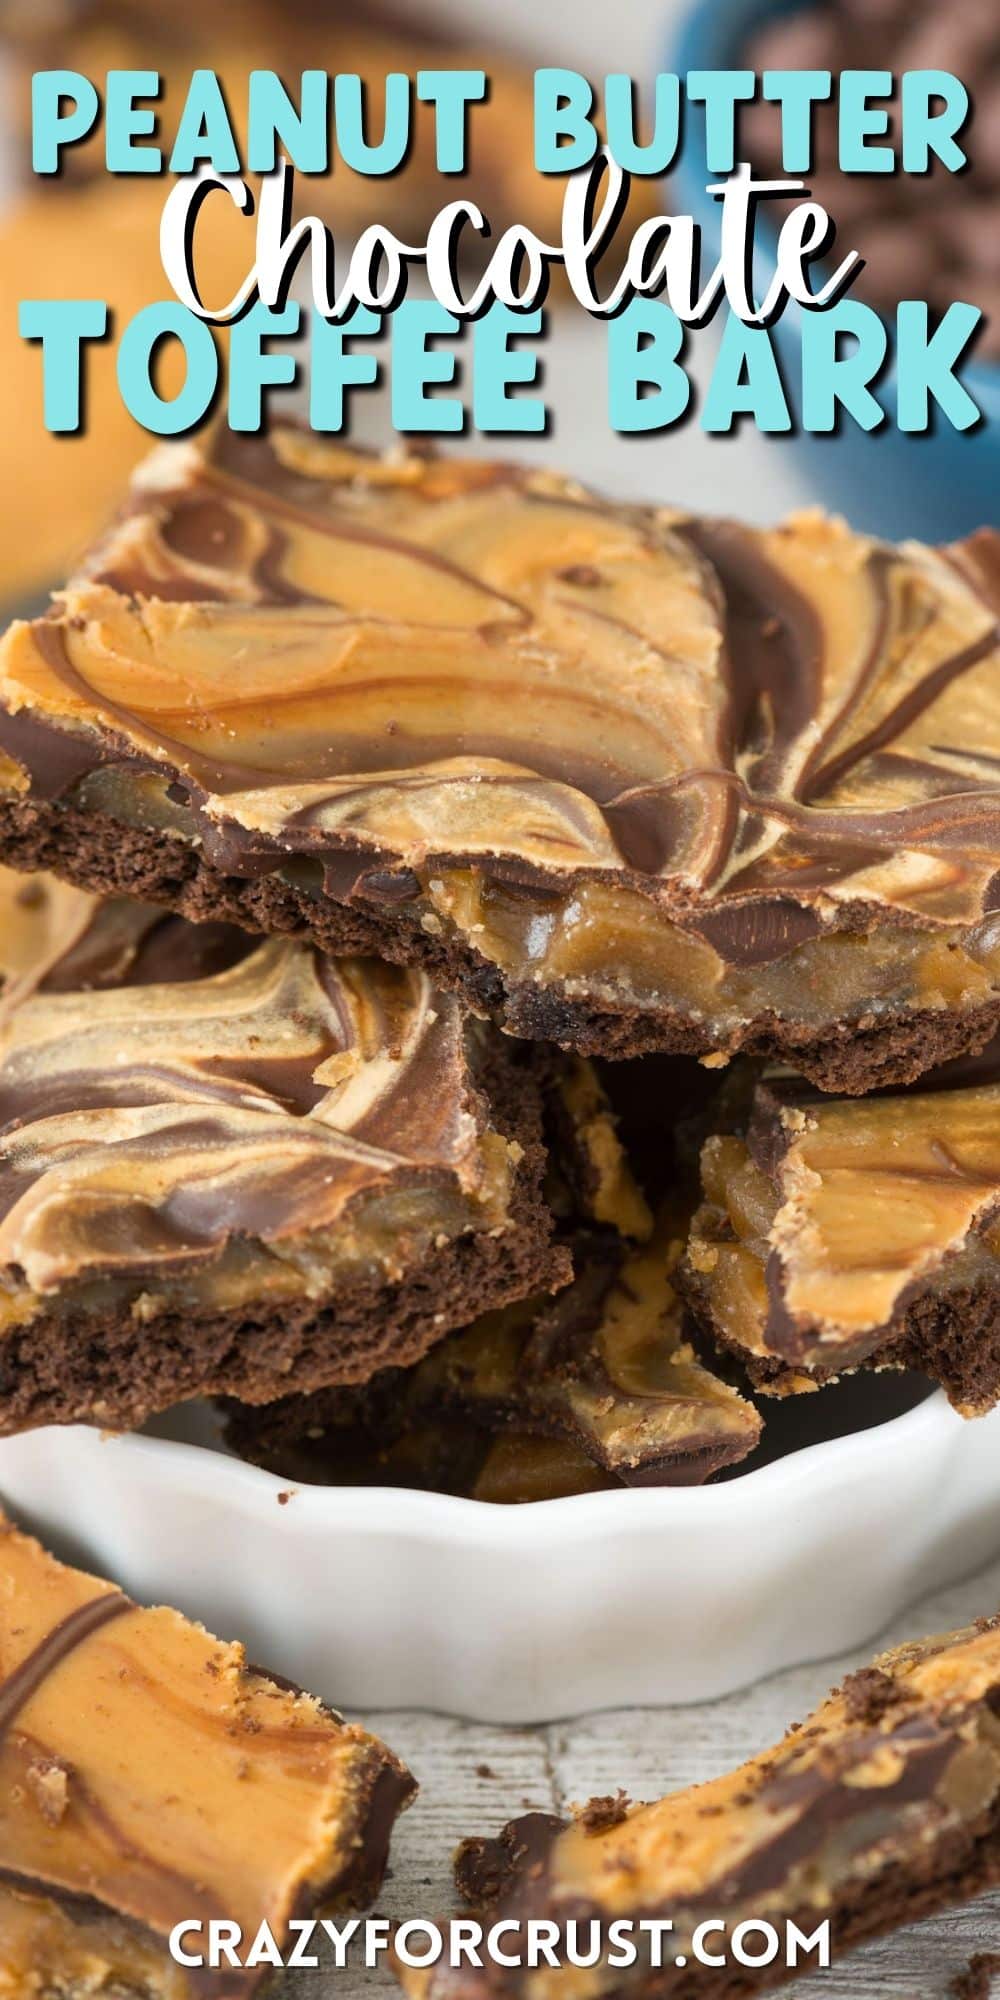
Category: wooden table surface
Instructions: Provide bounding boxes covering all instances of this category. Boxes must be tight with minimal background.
[280,1552,1000,2000]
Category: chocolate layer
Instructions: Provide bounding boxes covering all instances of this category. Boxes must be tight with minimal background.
[397,1615,1000,2000]
[679,1041,1000,1413]
[0,868,567,1433]
[0,1513,414,1997]
[225,1213,762,1497]
[1,435,998,1088]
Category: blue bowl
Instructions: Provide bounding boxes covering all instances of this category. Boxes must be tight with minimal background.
[668,0,999,539]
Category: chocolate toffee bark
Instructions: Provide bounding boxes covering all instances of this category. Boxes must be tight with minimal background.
[227,1059,761,1496]
[225,1212,762,1496]
[1,433,998,1090]
[0,867,566,1434]
[0,1514,414,1997]
[679,1045,1000,1413]
[398,1616,1000,2000]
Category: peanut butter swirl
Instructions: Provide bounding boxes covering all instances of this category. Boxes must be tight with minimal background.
[399,1616,1000,2000]
[0,1514,414,1996]
[0,865,518,1322]
[0,434,998,1080]
[680,1045,1000,1413]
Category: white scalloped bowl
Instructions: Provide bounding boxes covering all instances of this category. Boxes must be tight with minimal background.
[2,1382,999,1724]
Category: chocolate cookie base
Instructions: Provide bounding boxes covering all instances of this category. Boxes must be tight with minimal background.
[0,1047,570,1437]
[2,797,998,1094]
[448,1803,1000,2000]
[680,1267,1000,1416]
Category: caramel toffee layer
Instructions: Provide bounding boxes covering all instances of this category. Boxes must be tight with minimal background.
[1,434,998,1090]
[398,1616,1000,2000]
[679,1043,1000,1414]
[0,1515,413,2000]
[226,1216,762,1497]
[542,1054,655,1246]
[0,868,565,1434]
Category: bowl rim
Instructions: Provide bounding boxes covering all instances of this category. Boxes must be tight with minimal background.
[665,0,1000,401]
[16,1381,955,1540]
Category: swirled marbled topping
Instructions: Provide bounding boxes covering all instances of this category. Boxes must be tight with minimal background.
[0,1515,413,1995]
[0,867,517,1309]
[1,432,998,1071]
[680,1042,1000,1413]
